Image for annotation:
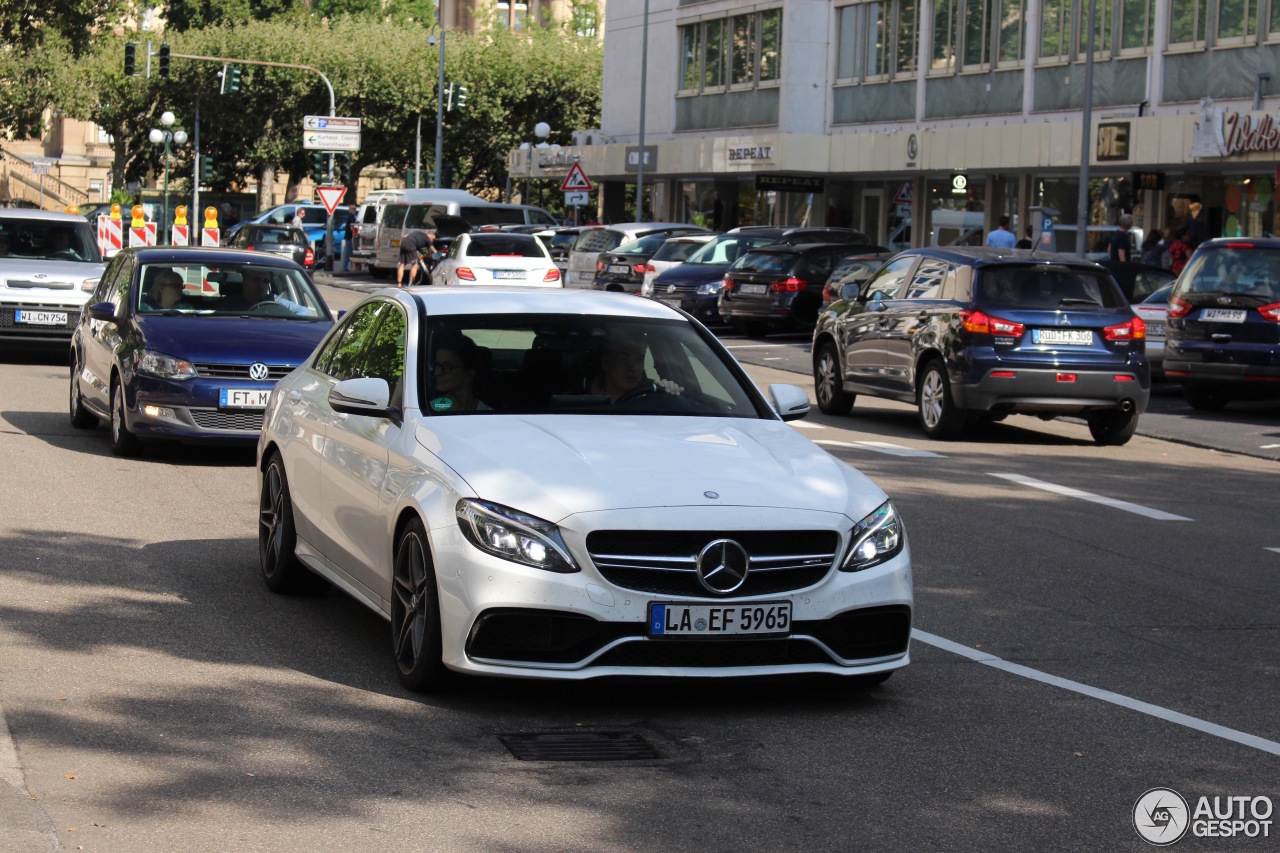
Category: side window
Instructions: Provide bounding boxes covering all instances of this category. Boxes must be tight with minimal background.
[448,239,462,259]
[109,257,135,316]
[362,206,378,224]
[904,260,949,299]
[383,205,408,229]
[268,208,290,225]
[358,306,408,406]
[93,255,125,303]
[405,205,431,229]
[864,257,916,301]
[318,303,386,379]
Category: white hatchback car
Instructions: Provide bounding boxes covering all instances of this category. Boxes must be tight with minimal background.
[434,232,561,287]
[257,288,912,690]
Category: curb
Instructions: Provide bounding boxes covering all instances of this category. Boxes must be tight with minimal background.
[0,702,60,852]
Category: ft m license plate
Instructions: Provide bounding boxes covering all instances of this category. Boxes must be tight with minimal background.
[739,284,769,296]
[1200,308,1247,323]
[220,388,272,409]
[1033,329,1093,346]
[14,310,68,326]
[649,601,791,637]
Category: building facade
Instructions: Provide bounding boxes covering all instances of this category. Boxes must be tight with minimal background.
[519,0,1280,253]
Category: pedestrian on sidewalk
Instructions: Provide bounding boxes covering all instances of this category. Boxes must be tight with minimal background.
[341,204,357,272]
[985,215,1017,249]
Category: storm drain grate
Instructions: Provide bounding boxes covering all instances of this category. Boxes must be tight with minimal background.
[499,731,661,762]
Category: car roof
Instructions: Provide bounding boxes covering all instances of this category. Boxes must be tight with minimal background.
[596,222,700,232]
[0,209,92,223]
[1194,237,1280,250]
[403,287,684,319]
[666,234,717,242]
[899,246,1105,270]
[125,247,303,268]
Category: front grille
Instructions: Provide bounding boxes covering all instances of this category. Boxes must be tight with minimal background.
[586,530,840,598]
[796,606,912,661]
[188,408,265,431]
[5,279,75,290]
[594,638,834,668]
[466,609,640,664]
[193,363,294,380]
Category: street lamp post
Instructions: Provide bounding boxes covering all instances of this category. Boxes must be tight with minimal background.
[1076,0,1098,258]
[427,26,446,189]
[149,111,187,246]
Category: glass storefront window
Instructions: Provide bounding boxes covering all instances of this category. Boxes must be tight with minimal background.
[927,177,986,248]
[1035,176,1139,258]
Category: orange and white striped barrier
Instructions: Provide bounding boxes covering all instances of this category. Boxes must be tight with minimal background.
[201,206,219,247]
[129,223,157,248]
[97,215,123,257]
[172,224,189,246]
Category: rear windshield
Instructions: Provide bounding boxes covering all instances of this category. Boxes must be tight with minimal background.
[652,240,707,263]
[1175,247,1280,299]
[1142,282,1174,305]
[574,229,623,253]
[466,235,545,258]
[459,205,526,227]
[615,234,670,256]
[687,235,774,266]
[732,251,798,275]
[831,259,883,284]
[0,218,100,263]
[976,266,1125,309]
[249,228,305,245]
[551,231,581,248]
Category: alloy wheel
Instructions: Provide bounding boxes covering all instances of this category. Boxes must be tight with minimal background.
[111,385,123,442]
[393,533,430,672]
[817,352,837,406]
[920,371,944,429]
[259,465,285,578]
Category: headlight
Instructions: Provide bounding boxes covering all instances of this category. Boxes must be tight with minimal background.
[696,282,720,296]
[82,278,100,292]
[135,349,198,380]
[841,500,903,572]
[455,499,579,573]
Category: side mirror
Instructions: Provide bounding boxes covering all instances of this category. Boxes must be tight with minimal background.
[768,383,811,422]
[840,282,862,302]
[87,302,117,323]
[329,377,395,419]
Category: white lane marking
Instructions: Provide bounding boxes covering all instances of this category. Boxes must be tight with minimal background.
[990,473,1191,521]
[913,630,1280,757]
[1267,547,1280,555]
[790,421,826,430]
[763,357,783,361]
[1261,444,1280,449]
[817,439,946,458]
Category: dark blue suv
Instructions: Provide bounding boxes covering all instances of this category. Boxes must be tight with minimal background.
[1164,238,1280,410]
[812,247,1150,445]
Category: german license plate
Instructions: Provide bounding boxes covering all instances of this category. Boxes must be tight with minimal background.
[220,388,272,409]
[1033,329,1093,346]
[1146,322,1166,338]
[648,601,791,637]
[574,271,593,282]
[493,270,526,280]
[608,264,630,275]
[739,284,768,296]
[1200,308,1246,323]
[14,310,68,326]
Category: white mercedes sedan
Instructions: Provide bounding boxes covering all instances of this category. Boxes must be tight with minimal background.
[257,288,912,690]
[434,232,561,287]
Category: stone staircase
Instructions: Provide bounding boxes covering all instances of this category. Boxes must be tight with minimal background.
[0,147,90,210]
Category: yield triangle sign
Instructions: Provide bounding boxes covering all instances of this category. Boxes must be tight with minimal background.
[560,162,593,193]
[317,185,347,215]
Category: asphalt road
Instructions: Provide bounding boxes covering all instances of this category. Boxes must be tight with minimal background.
[0,282,1276,851]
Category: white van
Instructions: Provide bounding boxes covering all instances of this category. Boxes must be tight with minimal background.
[887,210,987,252]
[369,191,557,278]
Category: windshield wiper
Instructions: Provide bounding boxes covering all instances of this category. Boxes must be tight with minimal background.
[1059,298,1102,307]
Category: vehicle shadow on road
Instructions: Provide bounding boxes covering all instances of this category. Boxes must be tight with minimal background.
[1,410,257,466]
[812,405,1099,448]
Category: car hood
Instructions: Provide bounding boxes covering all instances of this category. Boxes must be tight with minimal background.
[415,414,885,523]
[135,315,332,365]
[654,263,731,288]
[1,258,105,290]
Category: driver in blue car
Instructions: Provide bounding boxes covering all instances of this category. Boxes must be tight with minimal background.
[239,268,313,316]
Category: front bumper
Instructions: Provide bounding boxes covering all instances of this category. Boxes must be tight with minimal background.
[954,366,1150,414]
[0,302,83,345]
[429,506,914,679]
[124,375,273,444]
[655,292,722,322]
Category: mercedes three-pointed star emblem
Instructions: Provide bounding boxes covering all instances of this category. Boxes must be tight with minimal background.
[695,539,750,595]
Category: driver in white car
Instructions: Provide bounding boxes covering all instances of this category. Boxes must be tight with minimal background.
[241,269,313,316]
[592,331,683,403]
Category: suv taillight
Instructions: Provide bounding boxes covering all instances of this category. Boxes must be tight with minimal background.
[633,264,647,275]
[1103,315,1146,341]
[961,309,1025,337]
[1167,295,1193,319]
[596,259,605,272]
[1258,302,1280,322]
[722,276,734,290]
[771,277,806,293]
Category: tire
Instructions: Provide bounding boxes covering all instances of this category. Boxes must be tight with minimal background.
[814,342,855,415]
[736,320,769,339]
[258,453,312,593]
[1088,409,1139,446]
[916,360,966,440]
[109,378,142,457]
[391,517,449,692]
[69,359,97,429]
[1183,384,1229,412]
[369,265,392,280]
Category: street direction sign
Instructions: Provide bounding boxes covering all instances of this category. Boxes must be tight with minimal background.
[31,160,52,175]
[303,131,361,151]
[564,190,589,206]
[560,162,593,192]
[303,116,361,132]
[317,186,347,215]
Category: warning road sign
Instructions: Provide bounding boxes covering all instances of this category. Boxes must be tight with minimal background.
[893,181,914,205]
[560,162,593,192]
[317,186,347,215]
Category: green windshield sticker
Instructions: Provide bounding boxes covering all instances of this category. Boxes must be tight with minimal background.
[430,397,453,411]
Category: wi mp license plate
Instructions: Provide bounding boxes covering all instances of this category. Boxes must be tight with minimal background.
[648,601,791,637]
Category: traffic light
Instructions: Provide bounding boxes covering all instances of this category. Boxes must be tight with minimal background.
[124,42,137,76]
[226,66,242,93]
[310,151,326,184]
[455,85,468,109]
[333,153,350,185]
[158,43,170,77]
[200,154,214,182]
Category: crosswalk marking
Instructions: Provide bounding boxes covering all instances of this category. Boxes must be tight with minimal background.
[990,473,1192,521]
[789,421,825,430]
[816,439,946,458]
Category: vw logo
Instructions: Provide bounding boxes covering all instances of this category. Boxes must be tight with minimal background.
[667,284,677,294]
[248,362,270,381]
[695,539,750,595]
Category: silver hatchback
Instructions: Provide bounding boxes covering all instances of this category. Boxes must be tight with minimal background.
[0,209,105,347]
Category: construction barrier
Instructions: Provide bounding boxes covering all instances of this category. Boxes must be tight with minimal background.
[172,207,189,246]
[201,206,219,247]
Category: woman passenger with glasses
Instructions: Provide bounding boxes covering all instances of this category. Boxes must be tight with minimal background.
[429,333,490,413]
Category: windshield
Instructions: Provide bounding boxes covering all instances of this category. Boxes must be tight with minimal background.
[136,262,328,319]
[732,251,797,274]
[615,234,670,256]
[1175,247,1280,300]
[248,228,305,245]
[685,235,774,266]
[0,218,100,263]
[423,314,765,417]
[652,240,707,263]
[1142,282,1174,305]
[975,266,1126,309]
